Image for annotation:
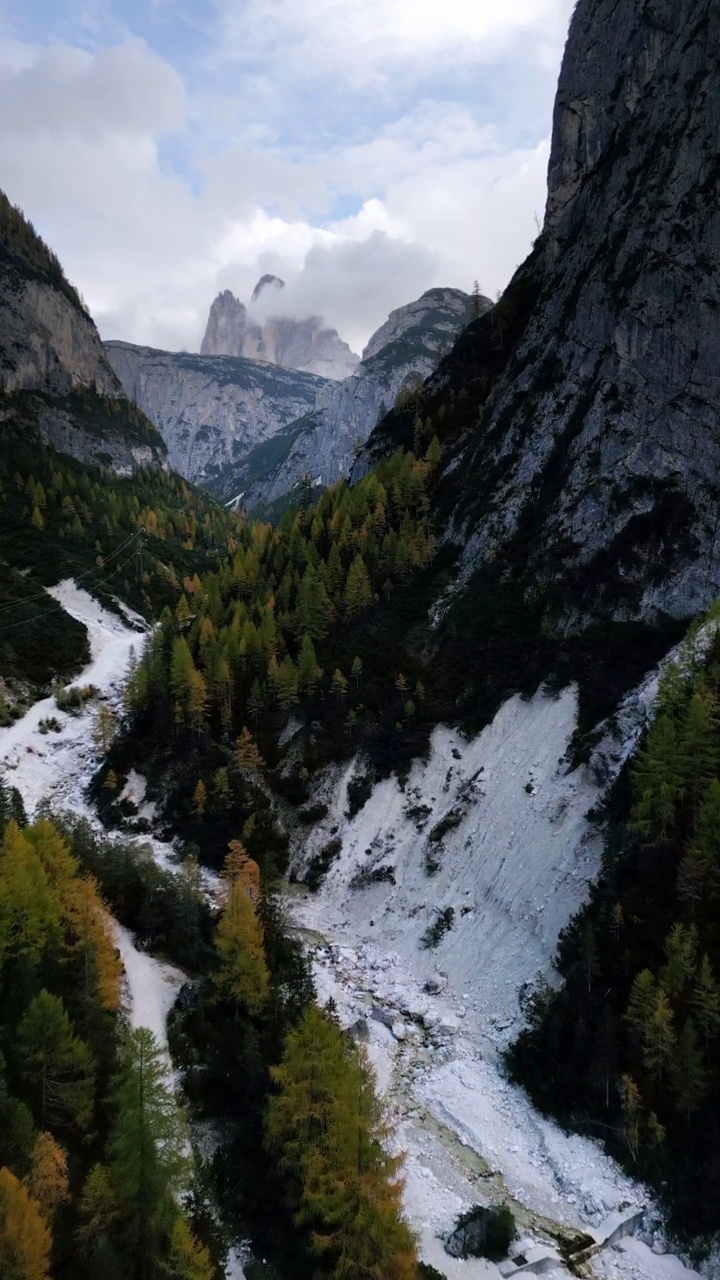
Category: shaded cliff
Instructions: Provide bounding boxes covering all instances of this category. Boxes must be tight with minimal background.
[439,0,720,632]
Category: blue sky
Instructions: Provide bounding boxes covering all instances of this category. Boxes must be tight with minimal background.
[0,0,575,353]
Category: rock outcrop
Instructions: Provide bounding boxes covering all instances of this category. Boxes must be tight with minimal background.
[0,191,166,473]
[104,341,328,494]
[200,285,359,381]
[231,287,484,510]
[433,0,720,630]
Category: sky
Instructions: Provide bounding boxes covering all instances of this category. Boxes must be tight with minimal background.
[0,0,575,356]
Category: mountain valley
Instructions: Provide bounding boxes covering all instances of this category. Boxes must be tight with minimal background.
[1,1,720,1279]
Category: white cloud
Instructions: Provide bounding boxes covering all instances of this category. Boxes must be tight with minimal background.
[0,1,574,355]
[212,0,574,86]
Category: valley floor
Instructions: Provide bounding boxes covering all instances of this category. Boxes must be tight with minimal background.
[0,581,710,1280]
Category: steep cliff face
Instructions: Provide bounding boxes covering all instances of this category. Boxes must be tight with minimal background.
[199,285,359,381]
[0,192,166,473]
[104,340,328,491]
[436,0,720,632]
[231,287,484,510]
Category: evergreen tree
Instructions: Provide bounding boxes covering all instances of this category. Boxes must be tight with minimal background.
[631,715,684,845]
[671,1018,706,1122]
[16,991,94,1130]
[344,555,373,618]
[108,1028,186,1280]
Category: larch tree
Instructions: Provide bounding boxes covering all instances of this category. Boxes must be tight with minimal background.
[26,1132,69,1223]
[213,880,270,1016]
[0,1165,52,1280]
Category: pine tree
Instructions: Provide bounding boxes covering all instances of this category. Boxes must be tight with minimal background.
[17,991,94,1130]
[331,669,348,704]
[691,954,720,1046]
[276,656,299,710]
[351,656,362,688]
[108,1028,186,1277]
[631,714,684,845]
[267,1006,417,1280]
[213,881,269,1015]
[221,840,261,905]
[625,969,657,1039]
[299,634,321,696]
[660,922,698,1001]
[344,555,373,618]
[0,822,58,970]
[671,1018,706,1122]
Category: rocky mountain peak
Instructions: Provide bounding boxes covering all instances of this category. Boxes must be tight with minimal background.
[199,290,248,358]
[199,285,359,381]
[251,273,285,303]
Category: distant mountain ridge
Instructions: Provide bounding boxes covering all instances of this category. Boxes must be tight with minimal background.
[104,341,329,493]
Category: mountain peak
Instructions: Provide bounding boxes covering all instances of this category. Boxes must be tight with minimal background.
[251,274,285,303]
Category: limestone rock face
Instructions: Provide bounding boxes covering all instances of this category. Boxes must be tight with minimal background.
[104,341,328,493]
[0,206,166,472]
[231,287,483,509]
[199,289,249,359]
[438,0,720,630]
[199,287,359,381]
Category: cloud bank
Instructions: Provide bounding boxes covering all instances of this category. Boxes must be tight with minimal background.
[0,0,575,353]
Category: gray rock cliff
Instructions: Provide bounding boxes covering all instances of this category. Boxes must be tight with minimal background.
[436,0,720,631]
[0,193,166,473]
[199,285,359,381]
[104,340,328,494]
[232,287,485,509]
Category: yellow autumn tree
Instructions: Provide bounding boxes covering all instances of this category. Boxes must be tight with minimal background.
[26,1133,69,1223]
[220,840,261,905]
[213,880,269,1015]
[63,874,122,1012]
[167,1216,215,1280]
[0,1166,52,1280]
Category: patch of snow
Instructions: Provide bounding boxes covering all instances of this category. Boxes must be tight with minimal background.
[0,582,147,813]
[290,683,705,1280]
[114,922,184,1049]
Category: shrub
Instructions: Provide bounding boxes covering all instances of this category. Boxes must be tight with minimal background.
[304,836,343,892]
[297,801,329,826]
[346,770,375,818]
[447,1204,516,1262]
[55,683,97,714]
[421,906,455,949]
[427,807,464,844]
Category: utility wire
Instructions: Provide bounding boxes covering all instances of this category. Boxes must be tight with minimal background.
[0,544,145,638]
[0,528,142,618]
